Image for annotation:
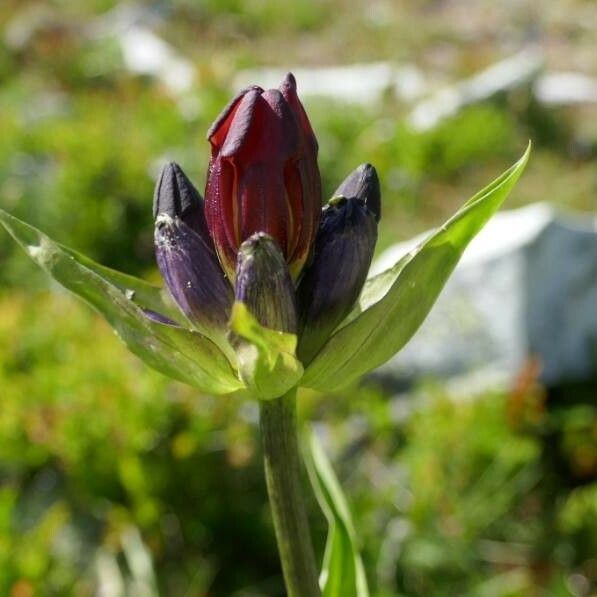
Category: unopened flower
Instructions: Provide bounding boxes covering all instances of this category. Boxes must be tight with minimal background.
[297,164,379,362]
[204,73,321,281]
[152,74,381,379]
[235,233,298,334]
[0,70,530,397]
[153,162,232,338]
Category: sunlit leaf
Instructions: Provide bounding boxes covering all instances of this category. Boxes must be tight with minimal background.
[61,245,181,320]
[229,302,303,400]
[0,208,243,395]
[302,143,531,391]
[304,430,369,597]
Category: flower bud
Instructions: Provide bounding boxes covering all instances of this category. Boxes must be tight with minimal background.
[153,161,211,241]
[333,162,381,222]
[154,162,233,334]
[205,73,321,281]
[297,165,380,363]
[234,233,297,334]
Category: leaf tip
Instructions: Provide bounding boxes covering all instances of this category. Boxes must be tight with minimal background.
[519,140,532,167]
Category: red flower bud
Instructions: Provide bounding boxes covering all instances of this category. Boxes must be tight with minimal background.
[205,73,321,281]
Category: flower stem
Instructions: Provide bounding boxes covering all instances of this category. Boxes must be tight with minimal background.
[260,389,321,597]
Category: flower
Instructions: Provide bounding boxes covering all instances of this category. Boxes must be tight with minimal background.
[153,74,380,373]
[204,73,321,281]
[0,75,530,397]
[153,162,232,339]
[297,164,379,362]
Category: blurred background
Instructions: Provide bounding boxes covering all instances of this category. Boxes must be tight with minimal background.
[0,0,596,595]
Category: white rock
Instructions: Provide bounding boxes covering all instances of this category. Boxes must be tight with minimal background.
[408,48,544,131]
[534,72,597,105]
[119,25,195,94]
[233,62,427,105]
[372,203,597,387]
[235,52,595,125]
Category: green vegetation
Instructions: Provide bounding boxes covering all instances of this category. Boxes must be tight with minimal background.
[0,0,595,594]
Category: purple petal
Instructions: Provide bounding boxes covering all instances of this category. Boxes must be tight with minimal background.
[153,161,211,243]
[297,197,378,363]
[155,216,233,333]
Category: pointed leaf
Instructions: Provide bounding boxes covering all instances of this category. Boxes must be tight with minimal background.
[0,208,243,394]
[229,302,303,400]
[341,251,412,328]
[302,143,531,391]
[62,246,182,321]
[304,430,369,597]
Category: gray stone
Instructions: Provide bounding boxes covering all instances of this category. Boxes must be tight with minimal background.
[118,25,195,95]
[408,48,544,131]
[534,72,597,106]
[371,203,597,388]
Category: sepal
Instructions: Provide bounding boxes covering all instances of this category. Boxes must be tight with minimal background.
[230,303,303,400]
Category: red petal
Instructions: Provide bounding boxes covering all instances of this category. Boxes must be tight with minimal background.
[288,156,321,274]
[259,89,299,160]
[207,85,263,149]
[219,89,262,157]
[204,155,239,277]
[238,162,290,253]
[283,159,304,258]
[279,73,318,153]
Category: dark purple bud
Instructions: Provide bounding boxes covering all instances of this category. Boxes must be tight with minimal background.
[297,190,378,363]
[153,161,211,242]
[234,233,297,333]
[154,163,233,335]
[333,163,381,222]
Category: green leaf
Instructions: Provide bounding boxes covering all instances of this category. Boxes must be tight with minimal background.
[302,143,531,391]
[341,251,412,328]
[229,302,303,400]
[81,250,237,363]
[304,430,369,597]
[63,246,181,320]
[0,208,243,395]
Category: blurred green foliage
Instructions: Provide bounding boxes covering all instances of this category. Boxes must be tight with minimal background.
[0,292,282,594]
[2,293,595,594]
[0,0,596,595]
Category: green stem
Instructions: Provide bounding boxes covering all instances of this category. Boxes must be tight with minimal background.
[260,388,321,597]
